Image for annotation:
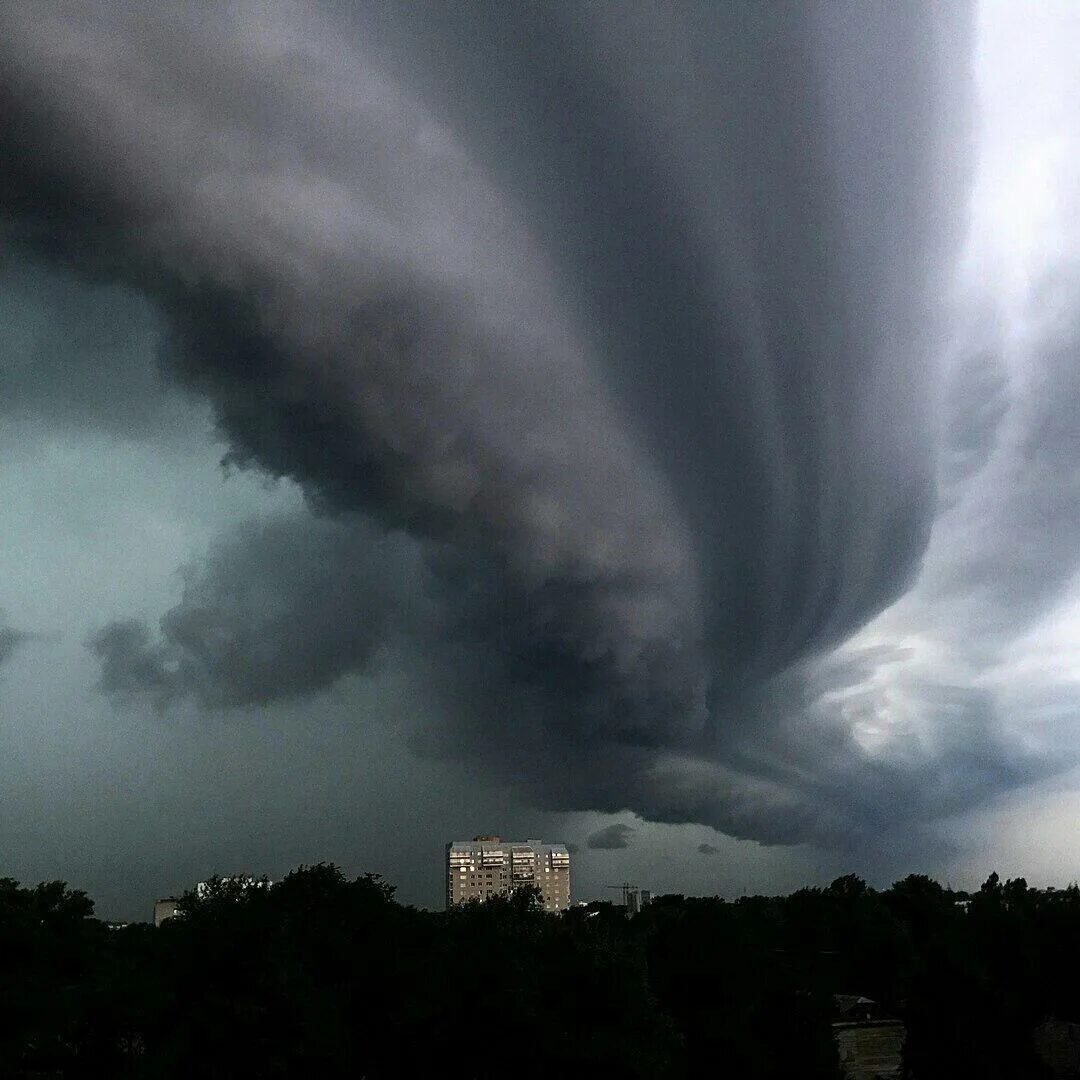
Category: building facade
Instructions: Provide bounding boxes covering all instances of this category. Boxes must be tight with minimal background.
[446,836,571,911]
[153,897,179,926]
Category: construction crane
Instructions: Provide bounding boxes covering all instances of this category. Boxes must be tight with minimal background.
[605,883,639,910]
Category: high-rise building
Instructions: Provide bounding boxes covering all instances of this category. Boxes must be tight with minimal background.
[446,836,571,911]
[153,897,180,926]
[624,886,653,915]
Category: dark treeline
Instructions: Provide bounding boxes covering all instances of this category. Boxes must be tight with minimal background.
[1,866,1076,1078]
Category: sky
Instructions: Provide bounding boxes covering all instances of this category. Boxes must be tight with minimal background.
[1,1,1079,920]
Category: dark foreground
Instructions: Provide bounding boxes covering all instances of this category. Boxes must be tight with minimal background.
[1,867,1076,1078]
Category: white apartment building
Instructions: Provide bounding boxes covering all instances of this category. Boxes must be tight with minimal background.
[446,836,571,912]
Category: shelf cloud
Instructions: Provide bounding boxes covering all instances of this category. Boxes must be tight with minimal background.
[3,1,1079,857]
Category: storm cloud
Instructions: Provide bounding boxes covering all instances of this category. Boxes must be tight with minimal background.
[1,0,1079,860]
[0,619,32,669]
[88,512,428,710]
[588,825,636,852]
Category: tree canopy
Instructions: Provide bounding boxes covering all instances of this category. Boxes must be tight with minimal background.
[0,866,1074,1077]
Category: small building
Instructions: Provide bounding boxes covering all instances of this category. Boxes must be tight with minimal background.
[834,995,881,1023]
[153,897,180,926]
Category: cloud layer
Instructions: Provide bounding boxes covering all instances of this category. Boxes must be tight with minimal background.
[2,1,1079,855]
[588,825,636,851]
[88,513,428,710]
[0,618,31,669]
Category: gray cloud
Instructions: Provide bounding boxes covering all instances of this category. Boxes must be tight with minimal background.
[88,512,428,710]
[925,311,1080,650]
[697,843,719,856]
[7,0,1079,861]
[587,824,635,851]
[0,1,704,747]
[88,620,176,710]
[0,619,32,668]
[358,0,972,673]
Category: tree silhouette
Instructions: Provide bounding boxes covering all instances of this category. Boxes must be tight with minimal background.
[2,866,1078,1077]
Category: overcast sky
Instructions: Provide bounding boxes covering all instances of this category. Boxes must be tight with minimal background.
[1,1,1079,920]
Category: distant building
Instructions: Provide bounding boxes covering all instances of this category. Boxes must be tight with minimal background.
[153,897,180,926]
[446,836,571,912]
[154,877,271,925]
[833,995,881,1023]
[609,884,652,915]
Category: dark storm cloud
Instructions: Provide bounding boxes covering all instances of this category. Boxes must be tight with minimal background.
[587,825,635,851]
[0,0,703,744]
[697,843,719,856]
[10,0,1064,854]
[369,0,973,670]
[0,618,32,668]
[693,652,1063,848]
[88,513,428,710]
[89,620,177,709]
